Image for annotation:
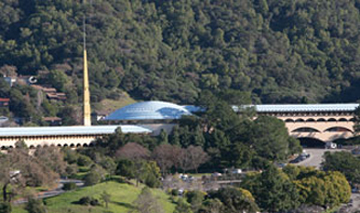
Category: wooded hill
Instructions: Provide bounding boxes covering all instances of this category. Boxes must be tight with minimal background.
[1,0,360,105]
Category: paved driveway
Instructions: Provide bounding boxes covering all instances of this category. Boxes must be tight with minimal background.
[294,148,347,169]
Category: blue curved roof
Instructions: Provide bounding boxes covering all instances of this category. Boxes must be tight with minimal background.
[105,101,193,120]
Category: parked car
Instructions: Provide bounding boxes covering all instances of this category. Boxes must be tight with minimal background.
[352,148,360,155]
[211,172,222,177]
[352,187,360,193]
[231,169,242,174]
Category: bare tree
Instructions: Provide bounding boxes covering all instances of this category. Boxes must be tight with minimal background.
[178,146,209,173]
[132,187,164,213]
[171,146,183,172]
[0,148,58,202]
[177,148,193,173]
[116,142,150,161]
[34,146,67,175]
[152,144,175,175]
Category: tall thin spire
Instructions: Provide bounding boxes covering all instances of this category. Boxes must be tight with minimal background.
[83,0,91,126]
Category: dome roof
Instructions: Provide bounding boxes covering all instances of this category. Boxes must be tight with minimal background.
[105,101,193,121]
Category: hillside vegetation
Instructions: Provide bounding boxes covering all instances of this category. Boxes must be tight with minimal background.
[1,0,360,108]
[12,181,176,213]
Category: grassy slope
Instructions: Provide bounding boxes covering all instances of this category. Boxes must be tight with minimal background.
[93,92,136,114]
[13,181,175,213]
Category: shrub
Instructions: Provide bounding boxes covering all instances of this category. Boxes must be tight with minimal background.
[84,170,101,186]
[78,196,100,206]
[171,189,179,196]
[78,196,91,205]
[77,155,93,167]
[0,202,11,213]
[62,182,77,191]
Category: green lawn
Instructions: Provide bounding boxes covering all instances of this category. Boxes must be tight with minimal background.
[13,181,176,213]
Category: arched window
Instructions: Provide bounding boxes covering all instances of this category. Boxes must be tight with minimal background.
[70,144,75,147]
[295,118,305,123]
[327,118,337,122]
[285,119,294,123]
[306,118,316,122]
[324,127,352,132]
[317,118,326,122]
[83,144,89,147]
[29,145,35,149]
[76,144,82,147]
[338,118,348,122]
[292,127,321,133]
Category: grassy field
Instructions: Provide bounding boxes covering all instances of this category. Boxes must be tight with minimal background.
[13,181,176,213]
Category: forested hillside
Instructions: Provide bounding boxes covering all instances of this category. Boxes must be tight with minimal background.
[1,0,360,105]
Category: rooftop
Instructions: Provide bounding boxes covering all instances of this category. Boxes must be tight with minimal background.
[105,101,193,121]
[240,103,360,113]
[0,125,152,137]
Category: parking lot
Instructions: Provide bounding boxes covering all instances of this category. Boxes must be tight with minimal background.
[294,148,346,168]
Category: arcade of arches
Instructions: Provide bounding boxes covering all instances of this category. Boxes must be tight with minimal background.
[266,111,355,142]
[0,134,101,150]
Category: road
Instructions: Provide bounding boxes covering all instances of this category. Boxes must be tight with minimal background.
[12,179,83,205]
[294,148,347,168]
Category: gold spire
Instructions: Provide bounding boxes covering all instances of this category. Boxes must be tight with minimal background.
[83,49,91,126]
[83,0,91,126]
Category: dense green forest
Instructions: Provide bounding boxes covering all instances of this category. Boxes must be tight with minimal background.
[2,0,360,108]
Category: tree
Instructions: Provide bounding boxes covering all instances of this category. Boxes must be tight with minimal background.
[0,149,58,201]
[169,126,180,146]
[25,196,46,213]
[132,187,164,213]
[99,156,116,180]
[322,151,360,183]
[152,144,175,175]
[251,116,298,161]
[116,159,135,179]
[116,143,150,161]
[34,146,67,175]
[185,190,205,212]
[100,191,111,208]
[84,165,105,186]
[202,198,224,213]
[174,198,193,213]
[247,165,300,212]
[178,146,209,173]
[294,170,351,207]
[47,69,70,92]
[0,202,11,213]
[140,161,162,188]
[116,143,150,186]
[208,188,259,213]
[158,129,168,145]
[106,127,125,154]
